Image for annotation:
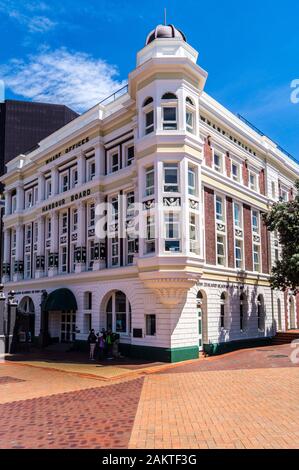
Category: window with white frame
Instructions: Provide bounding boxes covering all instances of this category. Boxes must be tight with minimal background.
[213,152,223,173]
[70,244,76,272]
[89,203,95,227]
[186,97,195,133]
[46,217,51,239]
[189,213,199,254]
[145,314,156,336]
[280,188,288,202]
[126,238,135,265]
[231,161,240,182]
[252,210,259,233]
[71,167,78,188]
[220,292,226,328]
[161,92,178,130]
[126,146,134,166]
[72,208,78,232]
[164,162,179,193]
[60,246,67,273]
[34,222,38,243]
[110,152,119,173]
[188,166,197,196]
[164,211,181,252]
[145,166,154,196]
[61,212,68,234]
[87,159,96,181]
[235,239,243,269]
[216,196,224,222]
[111,236,119,266]
[45,179,52,198]
[253,244,260,272]
[106,291,131,334]
[233,202,242,228]
[24,254,31,279]
[143,97,154,135]
[217,235,226,266]
[249,171,257,191]
[145,214,155,254]
[26,224,32,245]
[61,172,69,193]
[11,194,17,213]
[88,240,95,270]
[25,189,33,208]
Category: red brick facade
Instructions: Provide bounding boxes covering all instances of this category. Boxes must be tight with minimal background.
[242,160,249,186]
[243,204,253,271]
[204,138,213,167]
[259,169,265,195]
[261,215,270,274]
[225,152,231,178]
[226,196,234,268]
[204,186,216,265]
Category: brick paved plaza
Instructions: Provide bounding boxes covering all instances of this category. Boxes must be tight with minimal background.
[0,344,299,449]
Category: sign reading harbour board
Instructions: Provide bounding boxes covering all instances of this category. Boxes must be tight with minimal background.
[42,189,91,213]
[45,136,90,165]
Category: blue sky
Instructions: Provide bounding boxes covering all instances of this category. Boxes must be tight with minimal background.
[0,0,299,162]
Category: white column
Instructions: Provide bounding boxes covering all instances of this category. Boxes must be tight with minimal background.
[4,190,12,215]
[16,184,24,212]
[2,229,10,283]
[48,211,59,277]
[51,166,59,196]
[78,152,86,185]
[156,160,164,255]
[94,143,103,178]
[38,173,45,203]
[93,193,105,271]
[180,158,189,255]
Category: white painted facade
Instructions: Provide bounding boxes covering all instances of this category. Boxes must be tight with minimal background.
[1,24,298,361]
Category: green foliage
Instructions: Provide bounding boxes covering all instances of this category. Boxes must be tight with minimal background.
[262,180,299,293]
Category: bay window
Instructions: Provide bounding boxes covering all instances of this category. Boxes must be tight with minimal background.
[145,166,154,196]
[143,97,154,135]
[188,166,197,196]
[145,214,155,254]
[165,212,180,252]
[164,163,179,192]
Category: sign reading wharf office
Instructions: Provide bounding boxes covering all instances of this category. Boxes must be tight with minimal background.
[42,189,91,213]
[45,136,90,165]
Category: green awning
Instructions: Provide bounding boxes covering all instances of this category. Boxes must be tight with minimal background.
[44,288,77,312]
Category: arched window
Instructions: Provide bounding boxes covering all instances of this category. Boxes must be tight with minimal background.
[143,97,154,135]
[240,293,245,331]
[257,294,264,330]
[220,292,226,328]
[161,93,178,130]
[162,92,177,100]
[105,291,131,334]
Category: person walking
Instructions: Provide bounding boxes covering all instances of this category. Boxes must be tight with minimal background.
[88,329,97,360]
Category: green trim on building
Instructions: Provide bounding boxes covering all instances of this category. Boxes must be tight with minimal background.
[203,337,272,356]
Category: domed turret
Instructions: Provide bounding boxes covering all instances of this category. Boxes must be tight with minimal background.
[145,24,186,45]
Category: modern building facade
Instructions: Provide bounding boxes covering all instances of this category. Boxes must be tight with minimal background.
[1,24,299,361]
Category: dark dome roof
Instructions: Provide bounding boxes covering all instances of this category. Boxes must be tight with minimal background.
[146,24,186,45]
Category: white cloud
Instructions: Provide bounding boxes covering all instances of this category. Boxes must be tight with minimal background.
[0,48,126,112]
[0,1,55,33]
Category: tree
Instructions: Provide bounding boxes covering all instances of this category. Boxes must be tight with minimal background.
[263,180,299,293]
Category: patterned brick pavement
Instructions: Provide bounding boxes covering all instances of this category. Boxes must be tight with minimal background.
[0,343,299,449]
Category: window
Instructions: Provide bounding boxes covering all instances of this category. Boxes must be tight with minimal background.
[143,97,154,135]
[127,237,135,265]
[88,160,96,181]
[25,190,33,208]
[145,166,154,196]
[46,218,51,239]
[249,171,257,191]
[220,293,226,328]
[126,191,135,218]
[62,212,68,234]
[214,153,222,172]
[217,235,226,266]
[281,189,288,202]
[146,314,156,336]
[111,236,119,266]
[34,222,38,243]
[165,212,180,252]
[188,166,196,196]
[186,110,194,133]
[145,215,155,254]
[60,246,67,273]
[46,179,52,198]
[231,162,240,182]
[111,197,118,221]
[189,213,199,254]
[216,196,224,221]
[89,203,95,227]
[72,209,78,232]
[25,254,31,279]
[164,163,179,192]
[233,203,241,227]
[162,107,177,130]
[84,292,92,310]
[127,146,134,166]
[26,225,32,245]
[71,168,78,188]
[88,240,95,270]
[252,210,259,233]
[253,244,260,272]
[257,295,264,330]
[61,172,69,192]
[105,291,131,334]
[11,194,17,213]
[111,153,119,173]
[235,239,243,269]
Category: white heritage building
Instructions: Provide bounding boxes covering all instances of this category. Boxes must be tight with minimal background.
[1,24,299,361]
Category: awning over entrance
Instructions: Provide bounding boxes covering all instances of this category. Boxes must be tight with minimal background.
[44,288,77,312]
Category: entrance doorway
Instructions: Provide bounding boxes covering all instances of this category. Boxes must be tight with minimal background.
[61,311,76,342]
